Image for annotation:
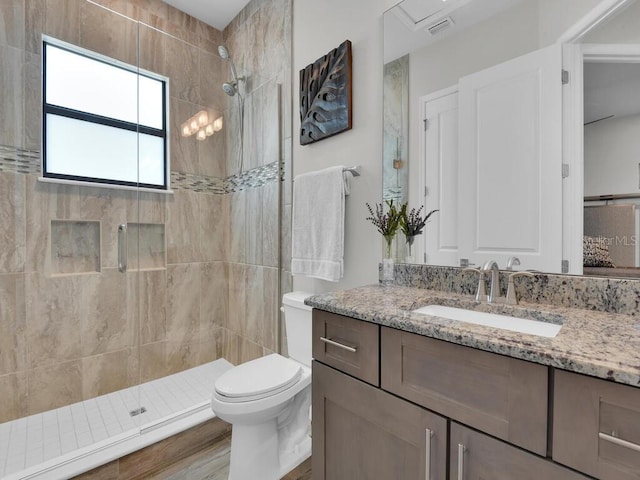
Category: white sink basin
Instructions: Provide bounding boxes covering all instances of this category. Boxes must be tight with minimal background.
[413,305,562,338]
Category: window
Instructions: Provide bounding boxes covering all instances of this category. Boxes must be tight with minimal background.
[42,36,169,190]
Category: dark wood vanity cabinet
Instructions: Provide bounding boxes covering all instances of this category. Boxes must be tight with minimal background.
[310,310,613,480]
[312,361,447,480]
[553,369,640,479]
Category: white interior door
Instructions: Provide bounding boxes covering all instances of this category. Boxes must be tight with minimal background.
[457,44,563,272]
[419,88,459,266]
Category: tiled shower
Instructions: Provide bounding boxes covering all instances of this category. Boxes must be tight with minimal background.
[0,0,292,477]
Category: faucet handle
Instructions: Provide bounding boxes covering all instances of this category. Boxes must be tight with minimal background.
[462,267,486,302]
[506,271,535,305]
[506,256,521,270]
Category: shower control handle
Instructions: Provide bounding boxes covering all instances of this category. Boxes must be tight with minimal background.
[118,224,127,273]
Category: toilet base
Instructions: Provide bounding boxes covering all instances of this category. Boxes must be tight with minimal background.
[229,420,279,480]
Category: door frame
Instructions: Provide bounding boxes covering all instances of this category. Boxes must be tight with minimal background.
[561,0,636,274]
[412,85,458,265]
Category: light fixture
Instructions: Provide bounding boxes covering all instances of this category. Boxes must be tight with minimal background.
[181,122,190,137]
[205,124,215,136]
[213,116,223,132]
[196,129,206,141]
[197,110,209,127]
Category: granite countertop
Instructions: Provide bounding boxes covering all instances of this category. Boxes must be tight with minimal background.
[306,284,640,388]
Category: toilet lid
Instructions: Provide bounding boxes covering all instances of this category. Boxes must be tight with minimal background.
[214,353,302,400]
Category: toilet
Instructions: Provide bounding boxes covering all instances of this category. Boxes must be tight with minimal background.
[211,291,313,480]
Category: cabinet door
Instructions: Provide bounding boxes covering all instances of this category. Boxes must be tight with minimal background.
[382,327,548,456]
[312,361,447,480]
[450,422,589,480]
[457,43,562,272]
[554,369,640,479]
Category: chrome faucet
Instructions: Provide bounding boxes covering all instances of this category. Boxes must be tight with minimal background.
[462,267,486,303]
[506,271,535,305]
[506,256,520,270]
[481,260,501,303]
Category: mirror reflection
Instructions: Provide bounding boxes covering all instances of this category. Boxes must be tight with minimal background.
[383,0,640,278]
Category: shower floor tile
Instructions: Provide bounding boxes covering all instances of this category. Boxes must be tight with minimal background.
[0,359,232,479]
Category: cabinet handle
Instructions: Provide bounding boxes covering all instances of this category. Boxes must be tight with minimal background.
[599,432,640,453]
[425,428,433,480]
[118,224,127,273]
[319,337,357,353]
[457,443,466,480]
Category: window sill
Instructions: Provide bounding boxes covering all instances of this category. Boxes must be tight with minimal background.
[38,176,174,195]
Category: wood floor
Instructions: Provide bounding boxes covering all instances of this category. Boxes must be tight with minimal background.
[146,432,312,480]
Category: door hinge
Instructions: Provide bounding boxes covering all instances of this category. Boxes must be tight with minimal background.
[562,163,569,178]
[562,260,569,273]
[562,69,569,85]
[424,118,429,131]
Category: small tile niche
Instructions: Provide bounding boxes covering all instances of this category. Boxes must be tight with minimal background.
[127,223,166,270]
[51,220,101,274]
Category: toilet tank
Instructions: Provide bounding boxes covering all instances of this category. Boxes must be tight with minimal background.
[282,292,313,367]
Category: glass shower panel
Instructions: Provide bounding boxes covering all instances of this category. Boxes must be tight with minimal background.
[0,1,144,477]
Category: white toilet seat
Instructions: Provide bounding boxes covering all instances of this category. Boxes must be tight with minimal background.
[214,354,302,403]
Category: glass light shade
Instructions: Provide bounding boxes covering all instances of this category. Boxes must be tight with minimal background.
[196,129,206,141]
[196,110,209,127]
[205,124,214,136]
[181,122,191,137]
[213,116,223,132]
[189,118,199,132]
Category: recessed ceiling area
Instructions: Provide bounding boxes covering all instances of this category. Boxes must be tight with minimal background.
[162,0,252,30]
[384,0,524,62]
[584,62,640,124]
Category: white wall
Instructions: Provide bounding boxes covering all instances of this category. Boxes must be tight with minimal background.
[584,114,640,197]
[291,0,394,294]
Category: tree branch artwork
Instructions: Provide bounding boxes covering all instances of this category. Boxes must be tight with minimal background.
[299,40,352,145]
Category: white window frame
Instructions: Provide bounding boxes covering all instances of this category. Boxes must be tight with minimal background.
[41,35,171,192]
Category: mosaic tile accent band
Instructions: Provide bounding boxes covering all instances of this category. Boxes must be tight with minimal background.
[0,145,280,194]
[0,144,41,175]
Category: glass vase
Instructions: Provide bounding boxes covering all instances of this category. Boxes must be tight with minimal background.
[382,257,395,285]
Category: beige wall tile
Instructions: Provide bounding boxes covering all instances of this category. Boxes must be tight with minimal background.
[0,2,26,49]
[74,186,127,270]
[25,177,77,274]
[132,191,167,225]
[44,0,80,45]
[220,328,238,365]
[167,263,201,341]
[245,187,263,265]
[166,190,201,264]
[262,181,279,268]
[139,341,167,383]
[262,266,278,352]
[228,191,246,263]
[82,268,132,356]
[0,45,24,149]
[0,273,26,376]
[79,0,137,66]
[199,49,226,115]
[23,51,41,150]
[237,336,263,364]
[243,264,264,344]
[26,272,83,368]
[25,0,45,55]
[198,123,226,179]
[227,263,246,337]
[281,204,292,272]
[129,269,167,345]
[165,340,199,375]
[127,223,165,270]
[165,35,200,104]
[201,261,228,331]
[196,327,224,364]
[0,371,27,423]
[138,22,167,76]
[200,194,227,262]
[0,172,25,274]
[170,98,200,175]
[27,359,82,415]
[81,348,138,399]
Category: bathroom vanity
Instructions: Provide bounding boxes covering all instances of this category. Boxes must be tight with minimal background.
[308,282,640,480]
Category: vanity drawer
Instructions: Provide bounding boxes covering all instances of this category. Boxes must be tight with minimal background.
[553,369,640,479]
[450,422,589,480]
[312,310,379,386]
[381,327,548,456]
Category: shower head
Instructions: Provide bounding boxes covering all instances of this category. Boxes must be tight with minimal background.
[223,81,237,97]
[218,45,230,60]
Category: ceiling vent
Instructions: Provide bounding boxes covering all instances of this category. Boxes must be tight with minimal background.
[426,16,454,36]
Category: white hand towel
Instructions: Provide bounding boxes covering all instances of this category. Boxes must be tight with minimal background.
[291,166,353,282]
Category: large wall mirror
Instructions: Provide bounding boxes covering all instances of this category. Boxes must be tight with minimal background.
[383,0,640,278]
